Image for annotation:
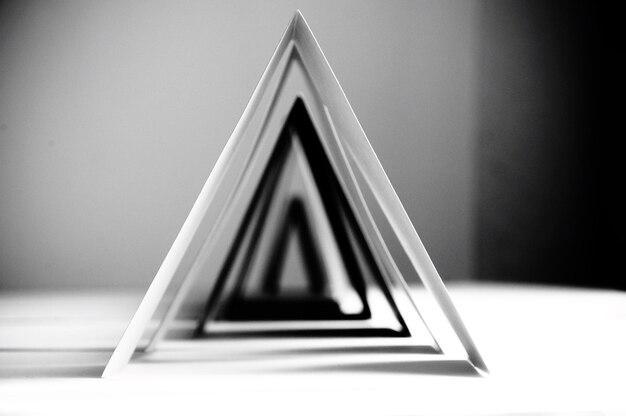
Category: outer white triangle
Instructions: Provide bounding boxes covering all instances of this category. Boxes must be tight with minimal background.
[102,11,487,377]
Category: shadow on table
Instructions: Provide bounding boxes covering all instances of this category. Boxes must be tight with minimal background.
[0,348,111,378]
[282,359,480,377]
[134,344,480,377]
[0,345,480,378]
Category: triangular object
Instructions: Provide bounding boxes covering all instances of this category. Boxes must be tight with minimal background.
[103,11,487,376]
[194,98,410,338]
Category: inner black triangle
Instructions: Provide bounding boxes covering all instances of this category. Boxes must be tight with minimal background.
[221,198,343,321]
[194,97,410,337]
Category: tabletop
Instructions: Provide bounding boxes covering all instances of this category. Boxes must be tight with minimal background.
[1,283,625,415]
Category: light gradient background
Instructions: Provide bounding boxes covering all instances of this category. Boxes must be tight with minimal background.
[1,1,611,289]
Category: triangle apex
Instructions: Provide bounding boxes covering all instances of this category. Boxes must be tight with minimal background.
[291,9,309,27]
[286,10,306,39]
[289,10,303,24]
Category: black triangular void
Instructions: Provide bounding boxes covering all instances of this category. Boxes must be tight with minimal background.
[194,98,410,337]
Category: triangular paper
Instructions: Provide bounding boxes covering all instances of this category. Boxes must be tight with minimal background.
[103,11,487,376]
[193,98,410,338]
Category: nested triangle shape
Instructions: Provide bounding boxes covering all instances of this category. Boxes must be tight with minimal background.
[195,98,410,337]
[103,10,487,376]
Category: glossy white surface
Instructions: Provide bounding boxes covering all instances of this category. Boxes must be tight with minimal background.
[1,284,625,415]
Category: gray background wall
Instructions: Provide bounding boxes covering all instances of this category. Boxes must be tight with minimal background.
[3,1,615,290]
[476,1,621,289]
[0,1,478,289]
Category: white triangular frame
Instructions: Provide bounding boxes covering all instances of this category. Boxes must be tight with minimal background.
[137,49,433,349]
[103,11,487,377]
[204,131,375,322]
[189,96,421,338]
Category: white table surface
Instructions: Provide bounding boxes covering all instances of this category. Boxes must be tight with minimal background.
[1,283,625,415]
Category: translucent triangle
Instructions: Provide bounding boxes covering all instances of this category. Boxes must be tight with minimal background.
[211,108,365,316]
[205,127,366,322]
[192,98,412,338]
[102,11,487,376]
